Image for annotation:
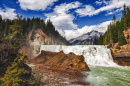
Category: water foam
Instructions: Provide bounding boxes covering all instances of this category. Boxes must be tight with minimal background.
[40,45,117,66]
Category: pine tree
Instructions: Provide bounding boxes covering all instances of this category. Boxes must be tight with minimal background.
[118,33,127,46]
[98,35,103,45]
[31,22,36,40]
[93,37,98,45]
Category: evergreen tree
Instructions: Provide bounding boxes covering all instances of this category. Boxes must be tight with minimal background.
[0,14,70,45]
[2,55,31,86]
[98,35,103,45]
[118,33,127,46]
[93,37,98,45]
[31,22,36,40]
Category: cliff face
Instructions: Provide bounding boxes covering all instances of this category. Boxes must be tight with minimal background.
[110,28,130,66]
[30,50,90,71]
[27,29,53,56]
[123,28,130,43]
[111,44,130,66]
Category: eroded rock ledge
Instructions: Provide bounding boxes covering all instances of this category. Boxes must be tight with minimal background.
[30,50,90,72]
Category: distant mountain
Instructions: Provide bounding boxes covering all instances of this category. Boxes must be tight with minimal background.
[69,30,103,45]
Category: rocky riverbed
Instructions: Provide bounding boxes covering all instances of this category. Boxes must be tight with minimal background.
[28,64,90,86]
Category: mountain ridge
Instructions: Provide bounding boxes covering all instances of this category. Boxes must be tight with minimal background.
[69,30,103,45]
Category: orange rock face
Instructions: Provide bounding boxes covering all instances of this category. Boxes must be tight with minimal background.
[111,44,130,66]
[30,50,90,71]
[123,28,130,43]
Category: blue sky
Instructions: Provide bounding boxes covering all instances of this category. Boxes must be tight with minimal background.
[0,0,129,40]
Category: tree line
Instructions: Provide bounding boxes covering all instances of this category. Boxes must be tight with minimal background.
[0,15,70,45]
[94,4,130,46]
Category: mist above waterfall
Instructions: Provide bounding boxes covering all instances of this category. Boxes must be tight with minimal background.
[40,45,118,66]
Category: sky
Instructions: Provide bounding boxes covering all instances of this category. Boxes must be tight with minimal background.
[0,0,130,40]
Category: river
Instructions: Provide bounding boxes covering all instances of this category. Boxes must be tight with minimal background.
[40,45,130,86]
[85,65,130,86]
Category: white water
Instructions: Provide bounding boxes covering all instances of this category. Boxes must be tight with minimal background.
[40,45,130,86]
[85,65,130,86]
[40,45,117,66]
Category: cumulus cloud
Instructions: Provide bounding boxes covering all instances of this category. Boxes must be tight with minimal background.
[64,20,111,40]
[0,6,16,20]
[45,1,82,32]
[76,0,130,17]
[18,0,58,10]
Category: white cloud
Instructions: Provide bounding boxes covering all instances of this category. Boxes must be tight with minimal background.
[76,0,130,17]
[106,8,123,16]
[0,6,16,20]
[95,0,103,6]
[18,0,58,10]
[45,1,82,31]
[95,0,111,6]
[45,1,112,40]
[64,20,111,40]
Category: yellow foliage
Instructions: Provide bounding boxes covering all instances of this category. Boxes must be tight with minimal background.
[2,54,30,86]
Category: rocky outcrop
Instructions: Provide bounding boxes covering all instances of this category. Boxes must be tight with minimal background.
[123,28,130,43]
[45,51,90,71]
[27,29,53,57]
[111,44,130,66]
[113,57,130,66]
[108,28,130,66]
[30,50,58,63]
[30,50,90,71]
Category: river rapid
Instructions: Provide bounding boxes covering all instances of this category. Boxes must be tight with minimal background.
[40,45,130,86]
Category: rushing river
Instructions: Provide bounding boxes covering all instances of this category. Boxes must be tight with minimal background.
[40,45,130,86]
[85,65,130,86]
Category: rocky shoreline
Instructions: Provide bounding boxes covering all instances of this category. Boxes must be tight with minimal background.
[110,44,130,66]
[28,50,90,85]
[28,64,90,86]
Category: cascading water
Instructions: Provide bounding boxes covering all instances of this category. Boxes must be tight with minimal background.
[40,45,130,86]
[40,45,117,66]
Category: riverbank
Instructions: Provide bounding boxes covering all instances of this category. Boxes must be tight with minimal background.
[28,64,90,86]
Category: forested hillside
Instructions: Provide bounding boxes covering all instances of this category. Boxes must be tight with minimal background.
[0,15,70,85]
[0,15,70,45]
[94,4,130,46]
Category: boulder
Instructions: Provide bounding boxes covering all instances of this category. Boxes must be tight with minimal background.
[31,50,90,71]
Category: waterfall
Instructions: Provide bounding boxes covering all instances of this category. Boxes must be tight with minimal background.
[40,45,117,66]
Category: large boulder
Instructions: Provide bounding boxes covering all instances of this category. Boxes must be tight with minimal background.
[31,50,90,71]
